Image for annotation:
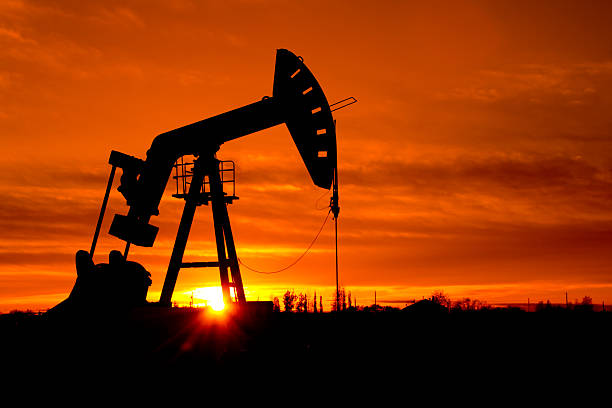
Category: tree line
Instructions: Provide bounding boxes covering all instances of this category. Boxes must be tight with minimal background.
[273,288,357,313]
[271,289,605,313]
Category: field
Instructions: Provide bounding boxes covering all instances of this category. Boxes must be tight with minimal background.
[2,305,611,390]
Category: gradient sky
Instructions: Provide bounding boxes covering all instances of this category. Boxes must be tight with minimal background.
[1,0,611,312]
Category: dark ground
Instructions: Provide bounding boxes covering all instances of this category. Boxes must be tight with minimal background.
[1,306,611,394]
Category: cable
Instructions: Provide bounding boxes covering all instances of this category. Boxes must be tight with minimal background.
[238,208,332,274]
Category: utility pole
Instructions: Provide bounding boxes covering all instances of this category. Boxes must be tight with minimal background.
[527,298,530,313]
[331,162,340,313]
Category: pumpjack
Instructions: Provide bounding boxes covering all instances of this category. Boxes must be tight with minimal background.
[50,49,345,314]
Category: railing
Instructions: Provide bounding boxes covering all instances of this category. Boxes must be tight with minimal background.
[172,157,237,203]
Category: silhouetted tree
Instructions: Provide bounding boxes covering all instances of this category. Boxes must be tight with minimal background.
[296,293,308,313]
[576,296,594,312]
[536,300,558,312]
[283,290,297,312]
[332,288,345,311]
[332,288,346,311]
[313,291,317,313]
[452,298,470,311]
[431,290,451,310]
[319,295,323,313]
[272,297,281,312]
[348,291,352,309]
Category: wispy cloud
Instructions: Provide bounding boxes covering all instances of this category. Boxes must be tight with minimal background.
[0,26,34,43]
[434,62,612,107]
[89,6,145,29]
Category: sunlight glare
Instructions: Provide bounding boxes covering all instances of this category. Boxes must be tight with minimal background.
[193,286,225,311]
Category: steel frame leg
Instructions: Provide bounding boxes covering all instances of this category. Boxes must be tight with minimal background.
[159,159,205,306]
[208,158,246,305]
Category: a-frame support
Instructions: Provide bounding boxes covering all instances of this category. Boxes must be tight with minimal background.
[159,155,246,307]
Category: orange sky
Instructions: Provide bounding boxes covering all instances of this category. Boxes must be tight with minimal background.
[1,0,611,312]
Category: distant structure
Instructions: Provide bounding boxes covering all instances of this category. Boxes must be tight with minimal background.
[402,299,447,313]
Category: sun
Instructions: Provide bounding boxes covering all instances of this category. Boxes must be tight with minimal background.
[193,287,225,311]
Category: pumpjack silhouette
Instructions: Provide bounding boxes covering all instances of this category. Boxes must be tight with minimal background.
[49,49,344,315]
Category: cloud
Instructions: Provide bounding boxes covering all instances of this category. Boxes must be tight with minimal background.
[0,26,34,43]
[341,154,611,204]
[0,71,17,88]
[0,0,27,17]
[89,6,145,29]
[434,62,612,108]
[0,162,109,188]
